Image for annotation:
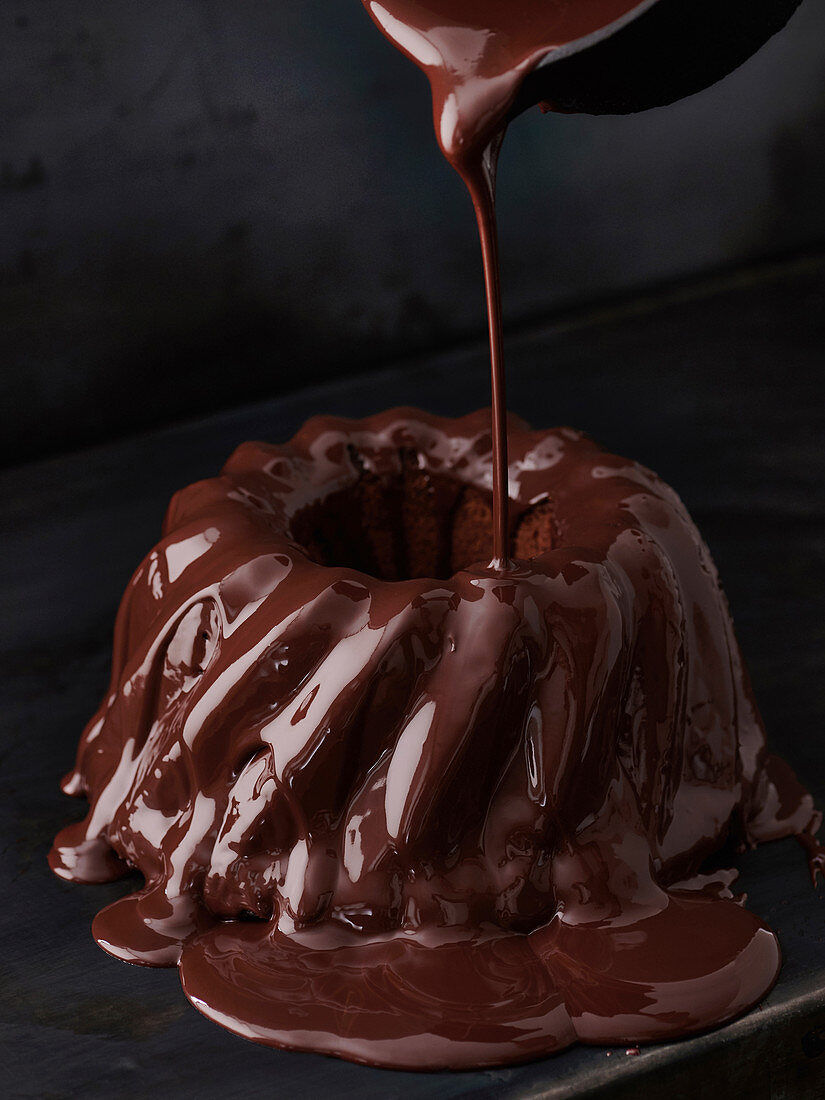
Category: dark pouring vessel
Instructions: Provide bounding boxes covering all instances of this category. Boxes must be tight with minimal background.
[513,0,805,116]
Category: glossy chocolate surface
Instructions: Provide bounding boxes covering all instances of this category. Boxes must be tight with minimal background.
[364,1,649,165]
[51,409,818,1069]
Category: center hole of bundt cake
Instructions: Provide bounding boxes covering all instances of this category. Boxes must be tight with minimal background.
[289,447,555,581]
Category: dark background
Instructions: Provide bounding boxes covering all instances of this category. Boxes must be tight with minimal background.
[2,0,825,468]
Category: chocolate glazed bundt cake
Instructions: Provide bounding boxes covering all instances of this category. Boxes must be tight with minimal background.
[50,409,816,1069]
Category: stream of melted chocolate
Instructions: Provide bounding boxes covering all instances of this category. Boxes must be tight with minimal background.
[50,1,824,1073]
[364,0,649,563]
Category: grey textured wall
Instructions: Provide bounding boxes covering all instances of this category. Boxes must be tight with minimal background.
[2,1,824,466]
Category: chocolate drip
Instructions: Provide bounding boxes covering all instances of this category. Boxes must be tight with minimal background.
[466,147,510,566]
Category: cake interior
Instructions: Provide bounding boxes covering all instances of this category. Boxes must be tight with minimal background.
[290,445,556,580]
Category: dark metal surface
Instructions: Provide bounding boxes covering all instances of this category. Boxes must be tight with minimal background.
[1,256,824,1098]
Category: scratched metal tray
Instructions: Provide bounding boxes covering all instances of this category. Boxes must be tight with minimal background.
[2,258,824,1099]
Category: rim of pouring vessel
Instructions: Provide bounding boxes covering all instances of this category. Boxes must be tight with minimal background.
[513,0,805,116]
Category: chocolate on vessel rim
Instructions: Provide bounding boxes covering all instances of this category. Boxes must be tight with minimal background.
[50,409,818,1070]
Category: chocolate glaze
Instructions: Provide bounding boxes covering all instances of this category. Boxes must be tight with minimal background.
[51,409,818,1069]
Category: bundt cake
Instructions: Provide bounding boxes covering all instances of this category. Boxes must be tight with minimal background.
[50,408,817,1069]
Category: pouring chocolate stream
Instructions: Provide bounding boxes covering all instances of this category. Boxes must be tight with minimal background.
[364,0,648,564]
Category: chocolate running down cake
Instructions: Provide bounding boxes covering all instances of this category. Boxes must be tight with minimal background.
[50,409,817,1070]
